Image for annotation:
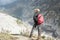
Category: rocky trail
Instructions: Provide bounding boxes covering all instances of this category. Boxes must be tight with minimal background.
[11,34,36,40]
[11,34,56,40]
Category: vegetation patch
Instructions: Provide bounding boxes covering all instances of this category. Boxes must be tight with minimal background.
[16,19,23,25]
[0,33,17,40]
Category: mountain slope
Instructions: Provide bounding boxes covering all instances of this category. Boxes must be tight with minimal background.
[0,13,58,40]
[0,12,32,34]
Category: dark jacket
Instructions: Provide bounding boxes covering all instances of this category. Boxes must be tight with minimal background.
[33,13,39,24]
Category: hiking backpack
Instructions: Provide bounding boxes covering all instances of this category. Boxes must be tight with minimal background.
[37,14,44,25]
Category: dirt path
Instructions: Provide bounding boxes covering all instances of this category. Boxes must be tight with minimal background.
[12,34,59,40]
[12,35,38,40]
[12,35,31,40]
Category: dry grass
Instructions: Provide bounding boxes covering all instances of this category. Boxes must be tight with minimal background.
[0,33,56,40]
[0,33,17,40]
[16,19,23,25]
[20,32,55,40]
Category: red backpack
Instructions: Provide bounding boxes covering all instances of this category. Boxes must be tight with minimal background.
[37,14,44,25]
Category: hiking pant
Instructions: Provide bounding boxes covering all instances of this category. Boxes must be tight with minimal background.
[29,23,41,39]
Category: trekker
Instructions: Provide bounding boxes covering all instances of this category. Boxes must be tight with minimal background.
[29,8,44,40]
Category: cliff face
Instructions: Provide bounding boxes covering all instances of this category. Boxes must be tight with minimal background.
[31,0,60,38]
[32,0,60,26]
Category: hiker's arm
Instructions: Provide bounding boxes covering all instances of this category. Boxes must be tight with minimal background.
[35,15,38,21]
[33,14,38,21]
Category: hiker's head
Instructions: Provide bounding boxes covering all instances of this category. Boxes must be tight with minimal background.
[34,8,40,13]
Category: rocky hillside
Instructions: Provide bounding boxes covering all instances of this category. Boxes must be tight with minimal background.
[0,12,32,34]
[0,13,58,40]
